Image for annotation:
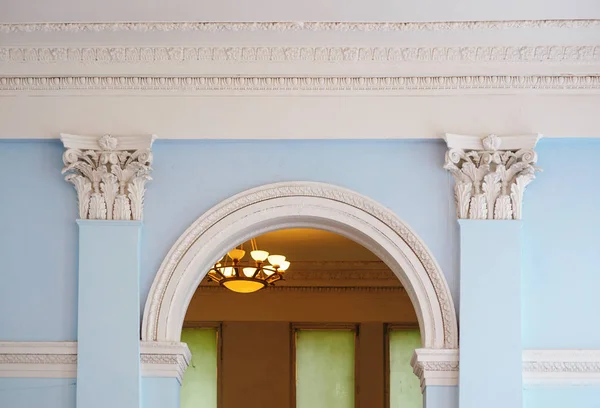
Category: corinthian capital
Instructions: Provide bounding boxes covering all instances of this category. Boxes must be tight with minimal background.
[61,133,156,221]
[443,133,541,220]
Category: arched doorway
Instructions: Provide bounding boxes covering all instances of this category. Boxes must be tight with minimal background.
[141,181,458,404]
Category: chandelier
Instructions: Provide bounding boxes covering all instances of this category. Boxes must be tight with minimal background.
[207,238,291,293]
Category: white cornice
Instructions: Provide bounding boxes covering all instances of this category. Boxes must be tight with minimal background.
[1,20,599,33]
[411,348,460,392]
[2,75,599,95]
[0,341,191,384]
[140,341,192,384]
[1,343,599,386]
[523,349,600,385]
[2,45,598,65]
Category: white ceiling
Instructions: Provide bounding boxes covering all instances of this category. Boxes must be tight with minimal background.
[2,0,598,22]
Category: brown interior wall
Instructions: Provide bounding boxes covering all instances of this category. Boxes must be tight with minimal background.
[216,321,388,408]
[221,322,291,408]
[185,289,417,323]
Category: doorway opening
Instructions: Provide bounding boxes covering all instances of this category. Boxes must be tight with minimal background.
[180,228,422,408]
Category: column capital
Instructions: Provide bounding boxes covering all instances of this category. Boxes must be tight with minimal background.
[443,133,541,220]
[61,133,156,220]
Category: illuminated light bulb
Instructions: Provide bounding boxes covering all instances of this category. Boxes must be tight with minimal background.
[243,267,257,277]
[251,250,269,262]
[267,255,286,267]
[227,248,246,261]
[278,261,290,272]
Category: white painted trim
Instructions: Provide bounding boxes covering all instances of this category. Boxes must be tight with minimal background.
[523,349,600,386]
[141,181,458,349]
[411,348,459,392]
[1,343,599,387]
[140,341,192,385]
[0,342,77,379]
[2,20,598,33]
[2,76,599,95]
[0,341,191,383]
[443,133,541,150]
[1,93,600,140]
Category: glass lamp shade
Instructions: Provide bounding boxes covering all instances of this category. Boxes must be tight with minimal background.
[227,248,246,261]
[243,267,257,277]
[263,267,276,276]
[250,250,269,262]
[221,266,235,277]
[278,261,290,272]
[223,280,265,293]
[267,255,286,267]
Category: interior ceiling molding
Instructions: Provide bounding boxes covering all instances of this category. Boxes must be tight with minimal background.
[281,260,389,271]
[2,45,598,65]
[2,342,598,386]
[196,285,404,293]
[2,75,599,94]
[1,20,599,33]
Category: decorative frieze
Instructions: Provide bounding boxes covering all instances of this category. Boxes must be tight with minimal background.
[61,133,156,221]
[443,133,541,220]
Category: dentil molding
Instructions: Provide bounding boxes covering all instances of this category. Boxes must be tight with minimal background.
[60,133,156,221]
[2,45,598,65]
[1,20,598,33]
[443,133,541,220]
[0,341,191,384]
[3,76,599,94]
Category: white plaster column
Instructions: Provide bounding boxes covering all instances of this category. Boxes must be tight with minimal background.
[61,133,155,408]
[444,133,541,408]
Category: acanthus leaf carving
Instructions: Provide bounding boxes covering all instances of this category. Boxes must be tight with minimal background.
[61,133,156,221]
[443,133,541,220]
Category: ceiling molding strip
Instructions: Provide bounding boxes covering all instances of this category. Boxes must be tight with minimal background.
[1,45,598,65]
[1,20,599,33]
[2,75,599,94]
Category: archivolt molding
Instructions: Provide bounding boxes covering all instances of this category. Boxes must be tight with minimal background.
[1,20,599,33]
[141,182,458,350]
[3,75,599,94]
[1,45,598,64]
[443,133,541,220]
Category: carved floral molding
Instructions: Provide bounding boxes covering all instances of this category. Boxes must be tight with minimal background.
[61,133,156,221]
[1,45,598,64]
[443,133,541,220]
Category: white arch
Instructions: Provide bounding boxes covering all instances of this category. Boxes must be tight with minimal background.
[142,181,458,349]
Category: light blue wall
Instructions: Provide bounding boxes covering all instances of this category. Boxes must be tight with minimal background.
[76,221,141,408]
[424,386,458,408]
[0,141,77,341]
[524,386,600,408]
[1,138,600,407]
[0,378,76,408]
[142,377,180,408]
[459,220,523,408]
[523,138,600,349]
